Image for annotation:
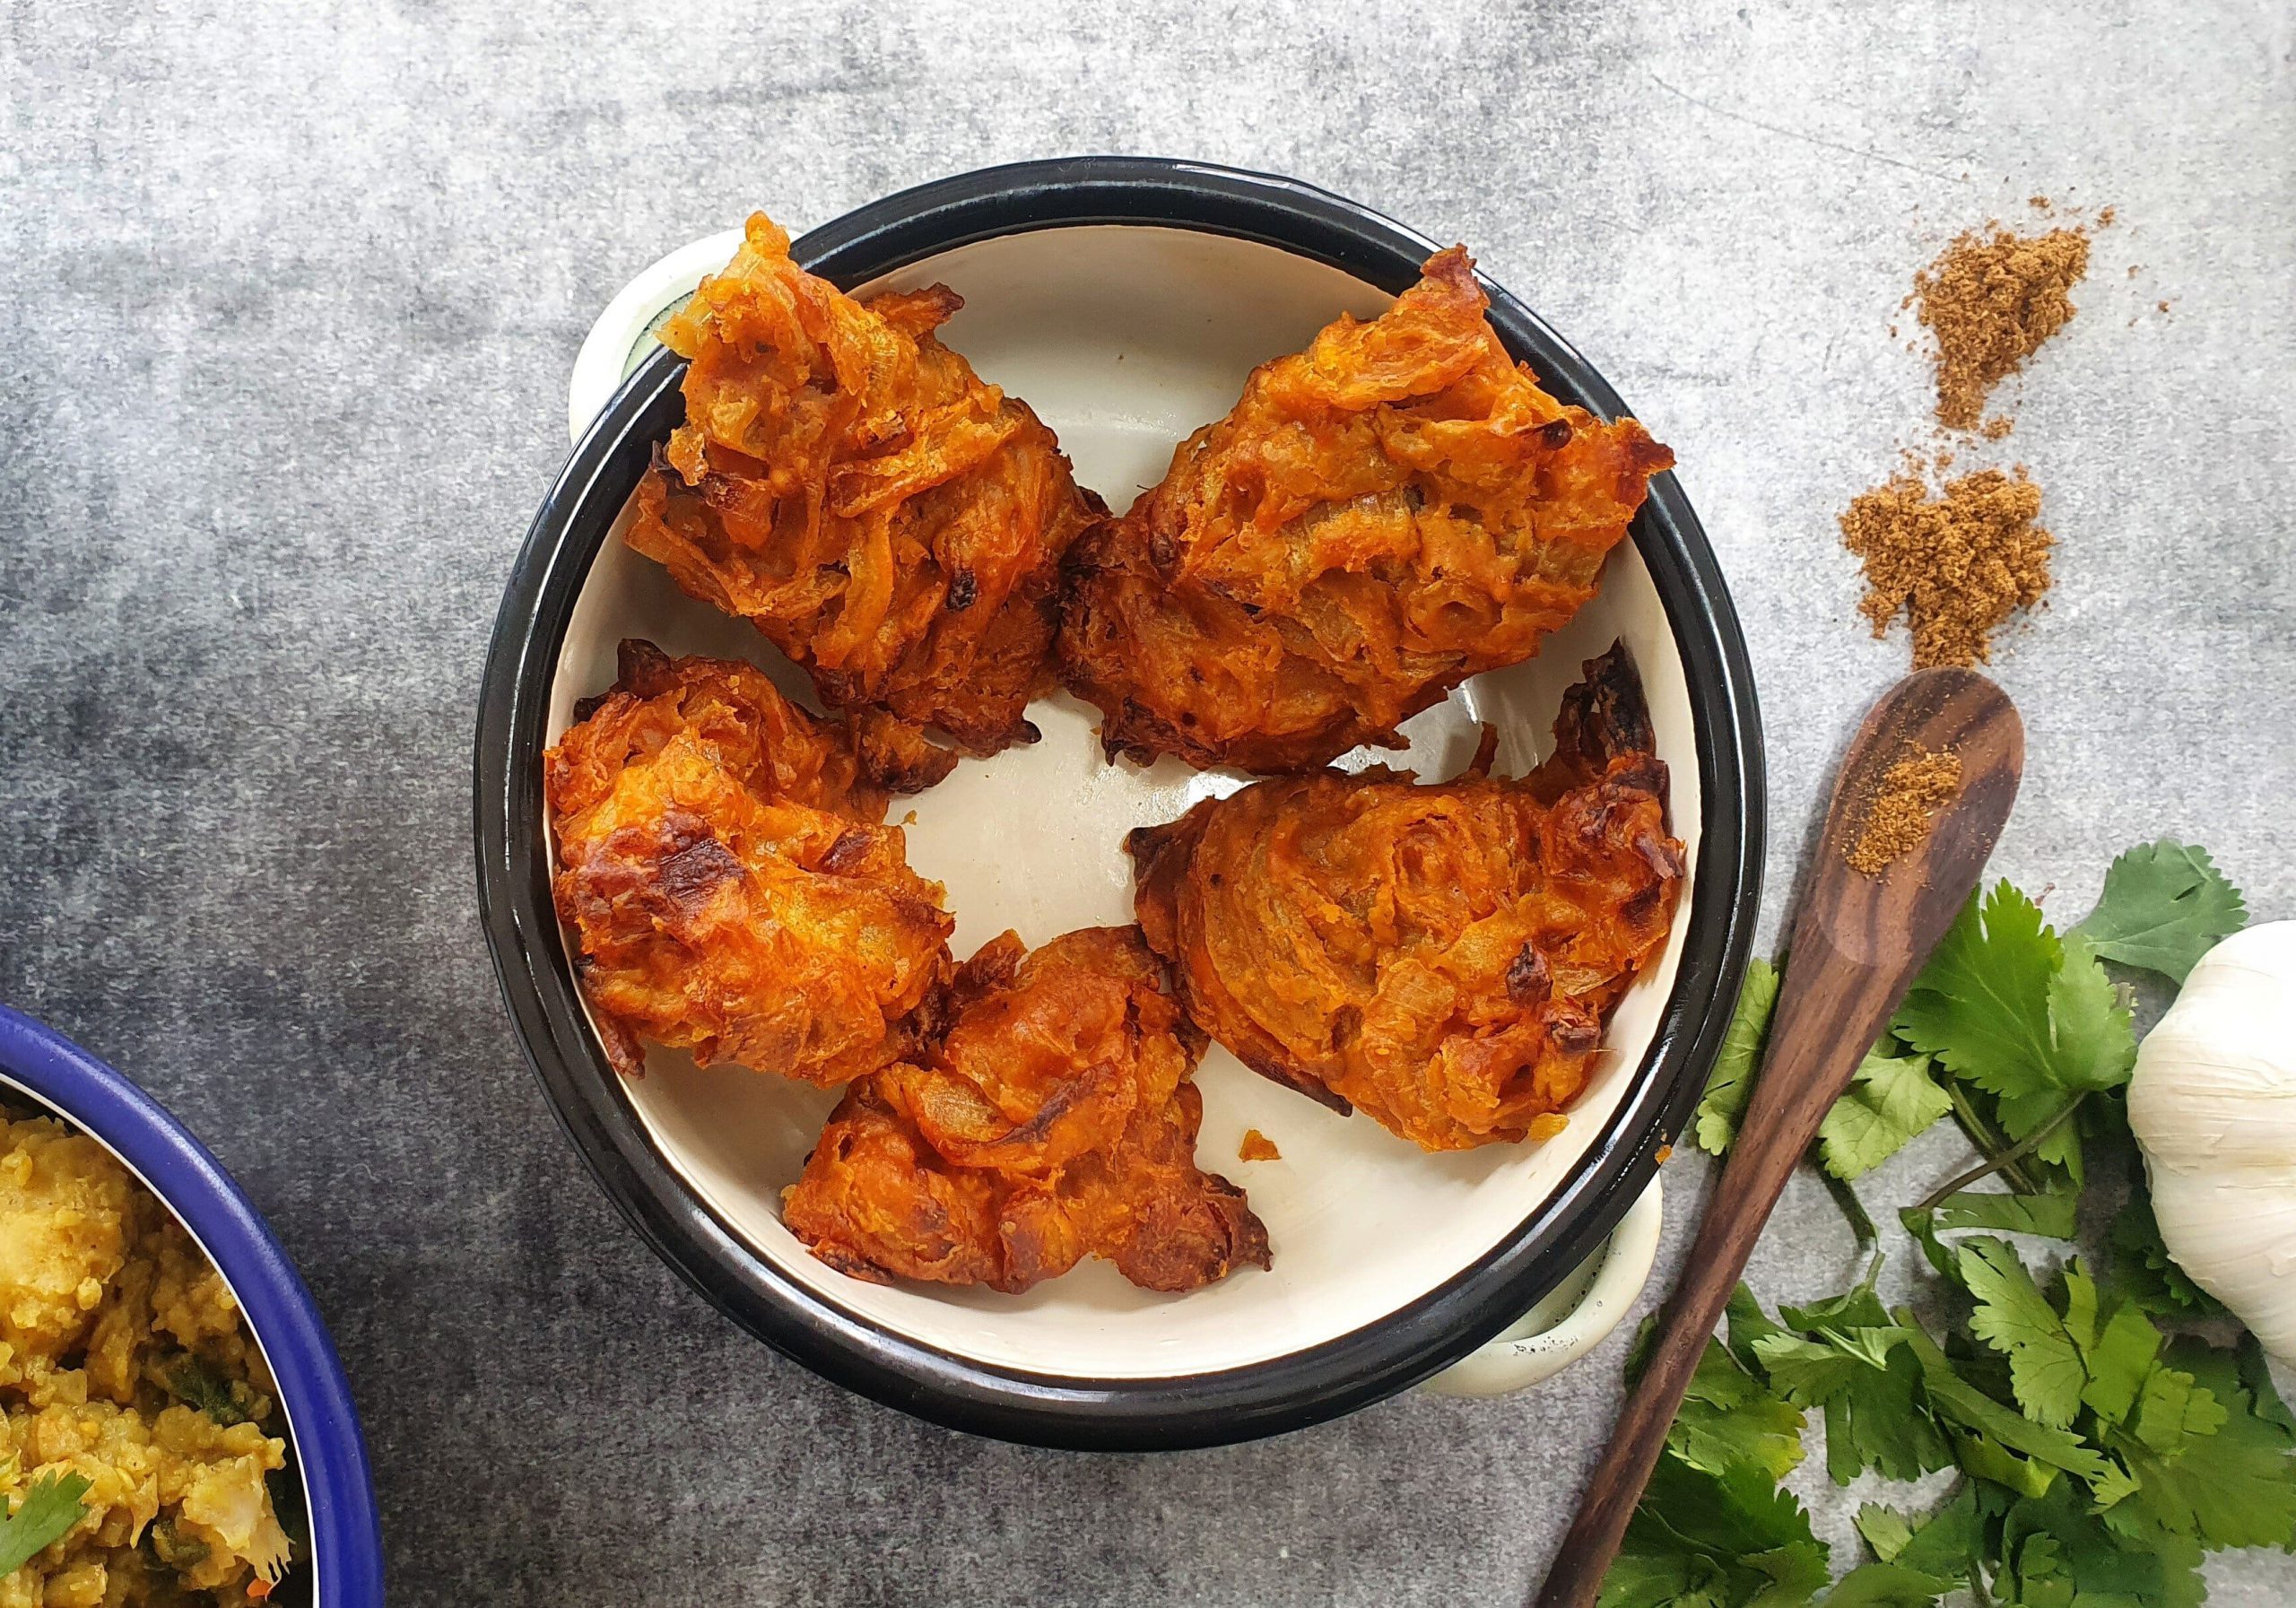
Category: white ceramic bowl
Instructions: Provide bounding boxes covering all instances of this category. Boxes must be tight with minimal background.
[477,159,1761,1447]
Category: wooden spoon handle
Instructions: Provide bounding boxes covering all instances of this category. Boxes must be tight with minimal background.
[1532,667,2022,1608]
[1531,938,1897,1607]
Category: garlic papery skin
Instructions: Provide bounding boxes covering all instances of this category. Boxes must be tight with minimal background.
[2128,921,2296,1360]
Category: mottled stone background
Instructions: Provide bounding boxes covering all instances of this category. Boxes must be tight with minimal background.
[3,2,2292,1603]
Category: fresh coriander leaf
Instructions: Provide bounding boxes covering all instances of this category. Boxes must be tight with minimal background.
[1726,1284,1788,1376]
[2237,1333,2296,1439]
[2004,1527,2068,1601]
[1816,1050,1952,1182]
[1895,882,2136,1184]
[2061,1262,2161,1430]
[2041,932,2138,1113]
[1818,1562,1944,1606]
[1752,1332,1873,1407]
[2088,1502,2215,1608]
[1882,1485,1980,1585]
[1896,1207,1963,1284]
[2108,1194,2227,1319]
[2011,936,2132,1180]
[1952,1430,2060,1499]
[1698,959,1779,1155]
[1895,882,2061,1096]
[0,1472,93,1576]
[1926,1187,2078,1239]
[2133,1365,2228,1455]
[2059,1254,2100,1352]
[1826,1346,1954,1487]
[2083,1316,2163,1432]
[1960,1237,2086,1430]
[1852,1504,1915,1563]
[1604,1456,1830,1608]
[2104,1336,2296,1551]
[1671,1336,1808,1482]
[1624,1310,1806,1483]
[2074,839,2247,984]
[1944,1321,2022,1407]
[2088,1456,2143,1511]
[1779,1252,1890,1334]
[2007,1480,2208,1608]
[1753,1326,1951,1484]
[2151,1340,2281,1448]
[1595,1550,1734,1608]
[1899,1321,2114,1488]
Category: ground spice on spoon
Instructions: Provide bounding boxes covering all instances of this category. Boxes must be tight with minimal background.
[1846,744,1964,876]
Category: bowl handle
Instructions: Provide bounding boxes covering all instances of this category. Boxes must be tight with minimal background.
[569,229,747,444]
[1420,1172,1665,1398]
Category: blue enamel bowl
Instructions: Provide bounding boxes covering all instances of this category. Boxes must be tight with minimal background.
[0,1005,385,1607]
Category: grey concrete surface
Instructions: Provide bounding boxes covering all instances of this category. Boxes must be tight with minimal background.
[3,1,2292,1603]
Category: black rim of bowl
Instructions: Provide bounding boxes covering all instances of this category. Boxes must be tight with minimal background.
[474,155,1766,1451]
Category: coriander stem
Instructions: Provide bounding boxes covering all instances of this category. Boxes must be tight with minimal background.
[1944,1083,2045,1195]
[1915,1096,2086,1212]
[1856,1247,1886,1296]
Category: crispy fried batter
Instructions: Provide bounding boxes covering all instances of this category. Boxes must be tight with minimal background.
[1059,248,1674,772]
[1129,646,1683,1152]
[627,213,1103,761]
[782,926,1270,1293]
[546,640,954,1083]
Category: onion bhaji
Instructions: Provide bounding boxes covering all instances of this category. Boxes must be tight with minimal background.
[627,213,1103,765]
[1059,247,1675,773]
[546,639,954,1084]
[1128,646,1683,1152]
[782,926,1270,1293]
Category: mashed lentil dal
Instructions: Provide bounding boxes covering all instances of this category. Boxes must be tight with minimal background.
[2,1108,294,1605]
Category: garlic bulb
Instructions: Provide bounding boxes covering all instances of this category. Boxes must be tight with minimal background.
[2127,922,2296,1360]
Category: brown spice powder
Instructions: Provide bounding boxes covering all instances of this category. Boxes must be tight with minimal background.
[1847,745,1963,876]
[1916,225,2092,430]
[1839,468,2053,667]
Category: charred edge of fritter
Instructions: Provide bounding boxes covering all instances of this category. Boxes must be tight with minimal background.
[1196,1173,1274,1275]
[1465,724,1501,778]
[571,960,649,1078]
[1123,817,1182,870]
[614,638,681,697]
[568,639,676,726]
[1094,697,1401,776]
[1231,1039,1355,1117]
[800,1237,896,1285]
[1552,641,1657,768]
[852,709,961,795]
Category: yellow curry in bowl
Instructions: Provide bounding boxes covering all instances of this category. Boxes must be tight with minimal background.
[2,1108,297,1606]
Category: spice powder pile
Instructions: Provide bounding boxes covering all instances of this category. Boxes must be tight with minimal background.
[1847,744,1964,877]
[1839,468,2054,668]
[1916,224,2092,431]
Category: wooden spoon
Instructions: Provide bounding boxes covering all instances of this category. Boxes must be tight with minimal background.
[1533,666,2023,1608]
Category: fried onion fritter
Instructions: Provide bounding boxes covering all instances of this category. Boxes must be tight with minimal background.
[546,640,954,1083]
[1059,248,1675,772]
[782,926,1270,1293]
[1128,646,1683,1152]
[626,213,1103,762]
